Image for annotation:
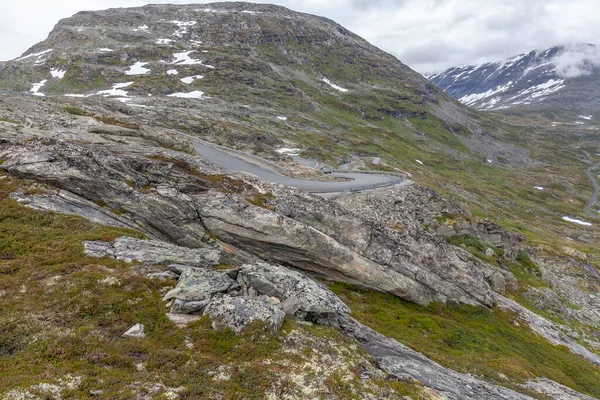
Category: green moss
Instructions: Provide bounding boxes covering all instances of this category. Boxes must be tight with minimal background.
[330,282,600,398]
[65,106,90,116]
[94,115,140,130]
[246,192,275,210]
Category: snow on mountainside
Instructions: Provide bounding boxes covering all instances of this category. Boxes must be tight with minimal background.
[427,43,600,111]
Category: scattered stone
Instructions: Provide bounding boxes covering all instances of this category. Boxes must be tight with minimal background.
[122,323,145,338]
[485,248,494,257]
[90,390,104,396]
[166,313,203,327]
[203,294,285,333]
[145,271,179,281]
[279,296,303,316]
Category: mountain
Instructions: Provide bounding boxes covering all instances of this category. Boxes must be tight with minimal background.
[0,2,529,166]
[427,43,600,112]
[1,4,600,399]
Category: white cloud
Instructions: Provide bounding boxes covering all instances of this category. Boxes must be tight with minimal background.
[551,43,600,78]
[0,0,598,74]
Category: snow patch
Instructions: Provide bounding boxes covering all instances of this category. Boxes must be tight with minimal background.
[513,79,565,101]
[415,159,424,165]
[133,25,149,32]
[64,94,92,98]
[190,40,203,46]
[459,81,513,106]
[125,62,150,75]
[98,48,113,52]
[30,79,47,96]
[172,20,196,37]
[180,75,204,84]
[167,69,179,75]
[157,38,173,45]
[167,91,208,99]
[15,49,52,61]
[322,78,348,93]
[562,216,592,226]
[171,51,214,68]
[50,68,66,79]
[276,148,301,156]
[534,186,544,190]
[241,10,263,14]
[277,116,288,121]
[97,82,134,97]
[575,121,585,125]
[579,115,592,120]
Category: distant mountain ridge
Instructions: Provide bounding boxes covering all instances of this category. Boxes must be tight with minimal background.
[427,43,600,111]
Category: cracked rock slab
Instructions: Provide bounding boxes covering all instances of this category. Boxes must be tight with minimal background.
[83,236,220,267]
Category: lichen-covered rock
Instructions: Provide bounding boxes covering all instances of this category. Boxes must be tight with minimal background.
[203,294,285,333]
[83,236,220,267]
[335,183,524,259]
[522,287,569,317]
[237,262,350,318]
[163,267,239,314]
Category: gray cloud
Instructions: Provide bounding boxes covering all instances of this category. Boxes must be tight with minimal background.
[0,0,598,74]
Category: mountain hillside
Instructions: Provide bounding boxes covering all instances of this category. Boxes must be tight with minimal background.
[427,43,600,112]
[0,2,528,166]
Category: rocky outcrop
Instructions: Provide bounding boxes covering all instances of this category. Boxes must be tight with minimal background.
[163,267,240,314]
[0,138,506,308]
[237,262,350,319]
[523,378,597,400]
[89,123,195,153]
[335,183,524,259]
[203,294,286,333]
[84,237,220,267]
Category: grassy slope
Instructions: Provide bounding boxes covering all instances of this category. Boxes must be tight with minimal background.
[0,175,424,399]
[331,282,600,399]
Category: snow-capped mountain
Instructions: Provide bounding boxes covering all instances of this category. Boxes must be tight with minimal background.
[427,44,600,111]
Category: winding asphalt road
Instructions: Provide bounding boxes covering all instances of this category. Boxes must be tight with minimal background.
[179,133,402,193]
[585,165,600,218]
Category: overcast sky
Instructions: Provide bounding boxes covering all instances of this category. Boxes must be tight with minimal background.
[0,0,598,72]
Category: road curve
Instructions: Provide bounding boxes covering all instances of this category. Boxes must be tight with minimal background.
[585,165,600,218]
[181,134,402,193]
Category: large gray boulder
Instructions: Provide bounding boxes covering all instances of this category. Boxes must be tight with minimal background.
[163,268,239,314]
[237,262,350,318]
[83,236,220,267]
[203,294,285,333]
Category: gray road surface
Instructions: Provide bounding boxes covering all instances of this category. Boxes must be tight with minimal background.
[187,138,401,193]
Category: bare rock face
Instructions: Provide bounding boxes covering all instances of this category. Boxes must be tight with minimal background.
[83,236,220,267]
[237,262,350,318]
[335,183,524,259]
[203,294,285,333]
[0,138,506,308]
